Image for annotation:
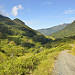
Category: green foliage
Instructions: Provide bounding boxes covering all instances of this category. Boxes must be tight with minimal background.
[0,47,60,75]
[0,52,7,63]
[0,15,10,21]
[0,39,25,56]
[0,54,40,75]
[8,37,22,45]
[0,14,49,44]
[33,35,50,44]
[21,42,35,48]
[38,23,69,35]
[13,18,25,25]
[0,14,75,75]
[0,23,13,36]
[33,52,58,75]
[50,21,75,39]
[0,40,72,75]
[70,43,75,55]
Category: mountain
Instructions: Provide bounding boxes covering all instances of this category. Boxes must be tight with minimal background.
[37,23,69,35]
[0,15,10,21]
[50,20,75,39]
[0,15,53,75]
[13,18,25,25]
[0,15,51,54]
[0,15,74,75]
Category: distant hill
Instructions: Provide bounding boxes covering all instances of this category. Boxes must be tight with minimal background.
[0,15,10,21]
[50,21,75,39]
[13,18,25,25]
[0,15,50,46]
[37,23,69,35]
[0,15,74,75]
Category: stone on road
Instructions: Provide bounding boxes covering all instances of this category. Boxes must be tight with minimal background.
[53,50,75,75]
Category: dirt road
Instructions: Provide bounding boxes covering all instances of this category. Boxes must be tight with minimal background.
[53,50,75,75]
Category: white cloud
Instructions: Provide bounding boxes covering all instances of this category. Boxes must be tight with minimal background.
[12,6,18,16]
[64,10,75,14]
[60,23,64,25]
[18,5,23,9]
[42,2,52,5]
[12,5,23,16]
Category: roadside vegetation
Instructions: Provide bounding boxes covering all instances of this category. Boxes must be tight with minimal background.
[70,42,75,56]
[0,36,73,75]
[0,15,74,75]
[50,21,75,39]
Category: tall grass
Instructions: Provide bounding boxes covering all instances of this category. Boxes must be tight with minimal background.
[71,42,75,55]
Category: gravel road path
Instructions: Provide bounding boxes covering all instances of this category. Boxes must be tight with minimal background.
[53,50,75,75]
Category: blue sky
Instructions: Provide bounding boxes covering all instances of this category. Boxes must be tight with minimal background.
[0,0,75,29]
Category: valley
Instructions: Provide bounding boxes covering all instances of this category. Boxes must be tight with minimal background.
[38,23,69,35]
[0,15,75,75]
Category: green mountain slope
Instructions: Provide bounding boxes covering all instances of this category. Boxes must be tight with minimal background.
[0,15,74,75]
[0,15,51,56]
[0,15,50,42]
[37,23,69,35]
[50,21,75,39]
[13,18,25,25]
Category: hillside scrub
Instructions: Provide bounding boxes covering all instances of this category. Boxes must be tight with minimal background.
[70,43,75,55]
[0,15,74,75]
[0,42,72,75]
[50,21,75,39]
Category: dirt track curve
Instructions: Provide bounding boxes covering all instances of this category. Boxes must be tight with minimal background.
[53,50,75,75]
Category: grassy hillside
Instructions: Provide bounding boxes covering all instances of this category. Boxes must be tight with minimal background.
[50,21,75,39]
[70,42,75,56]
[0,15,74,75]
[0,34,74,75]
[38,23,69,35]
[0,14,52,56]
[0,15,50,43]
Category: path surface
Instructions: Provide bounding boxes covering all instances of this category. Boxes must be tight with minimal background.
[53,50,75,75]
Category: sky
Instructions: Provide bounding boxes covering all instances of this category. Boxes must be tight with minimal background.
[0,0,75,29]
